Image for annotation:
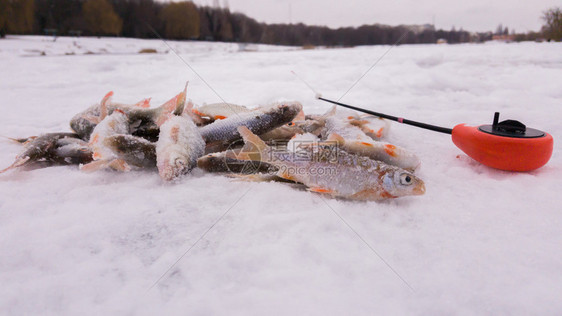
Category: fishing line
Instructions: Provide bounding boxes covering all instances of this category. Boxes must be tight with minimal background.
[146,184,254,292]
[145,23,244,120]
[338,28,411,101]
[145,22,257,291]
[292,28,411,102]
[291,70,321,97]
[319,197,415,292]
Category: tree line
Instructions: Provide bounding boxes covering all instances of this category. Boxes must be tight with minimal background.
[1,0,560,44]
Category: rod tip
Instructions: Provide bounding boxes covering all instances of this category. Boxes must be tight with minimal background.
[315,93,322,99]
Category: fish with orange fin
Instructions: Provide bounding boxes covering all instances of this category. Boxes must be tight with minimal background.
[81,108,132,172]
[192,102,252,122]
[1,133,92,173]
[70,89,183,141]
[346,114,391,140]
[156,87,205,181]
[325,133,421,171]
[232,126,425,201]
[324,116,420,171]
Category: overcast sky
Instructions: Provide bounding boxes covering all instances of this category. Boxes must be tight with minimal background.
[192,0,560,33]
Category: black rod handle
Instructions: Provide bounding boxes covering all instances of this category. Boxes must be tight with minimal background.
[317,97,453,135]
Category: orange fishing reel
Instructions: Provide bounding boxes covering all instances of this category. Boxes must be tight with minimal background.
[318,97,553,172]
[452,113,553,171]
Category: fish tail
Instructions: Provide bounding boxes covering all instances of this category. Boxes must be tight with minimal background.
[326,132,345,145]
[80,159,110,172]
[135,98,151,108]
[80,158,130,172]
[0,156,30,174]
[100,91,114,121]
[0,135,36,145]
[155,84,187,126]
[173,82,188,116]
[235,126,269,161]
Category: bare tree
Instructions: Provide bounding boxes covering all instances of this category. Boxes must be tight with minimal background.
[542,7,562,41]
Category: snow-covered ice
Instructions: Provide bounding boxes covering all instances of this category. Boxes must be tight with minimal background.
[1,35,561,315]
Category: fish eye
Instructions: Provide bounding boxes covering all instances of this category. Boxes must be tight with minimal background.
[400,173,413,185]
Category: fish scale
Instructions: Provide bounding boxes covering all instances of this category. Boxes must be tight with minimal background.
[199,102,302,143]
[236,126,425,201]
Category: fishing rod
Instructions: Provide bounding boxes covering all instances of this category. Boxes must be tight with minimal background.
[317,96,553,172]
[317,96,453,134]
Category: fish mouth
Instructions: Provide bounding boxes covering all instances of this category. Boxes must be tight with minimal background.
[412,183,426,195]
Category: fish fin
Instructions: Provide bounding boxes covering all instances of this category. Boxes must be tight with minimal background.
[80,159,130,172]
[308,186,334,194]
[236,126,268,161]
[293,109,305,122]
[108,159,131,172]
[350,188,394,200]
[156,113,173,127]
[229,174,273,182]
[326,133,345,145]
[173,82,188,116]
[99,91,113,121]
[285,109,306,127]
[182,100,205,125]
[158,93,181,113]
[348,119,369,126]
[191,108,206,117]
[156,89,185,126]
[83,114,102,124]
[214,115,227,120]
[0,135,36,145]
[134,98,151,108]
[384,144,397,157]
[278,170,297,182]
[0,156,30,174]
[80,159,109,172]
[92,150,103,160]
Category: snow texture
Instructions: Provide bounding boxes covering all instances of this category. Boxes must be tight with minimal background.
[1,35,561,315]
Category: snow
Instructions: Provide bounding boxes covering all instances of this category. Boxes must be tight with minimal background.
[1,35,562,315]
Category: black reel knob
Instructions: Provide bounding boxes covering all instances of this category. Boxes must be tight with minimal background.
[478,112,545,138]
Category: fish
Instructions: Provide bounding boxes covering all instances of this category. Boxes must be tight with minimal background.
[197,148,276,174]
[183,100,212,126]
[88,109,130,161]
[2,133,78,145]
[102,135,157,169]
[326,133,421,171]
[232,126,425,201]
[156,114,205,181]
[296,105,337,136]
[54,137,95,165]
[81,84,188,173]
[70,90,184,141]
[80,108,133,172]
[258,107,306,141]
[192,102,252,121]
[347,115,391,140]
[324,116,420,171]
[1,133,92,173]
[199,102,303,144]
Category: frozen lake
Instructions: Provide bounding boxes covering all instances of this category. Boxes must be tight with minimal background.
[1,35,561,315]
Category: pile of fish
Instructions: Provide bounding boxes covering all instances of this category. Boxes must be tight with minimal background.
[1,83,425,201]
